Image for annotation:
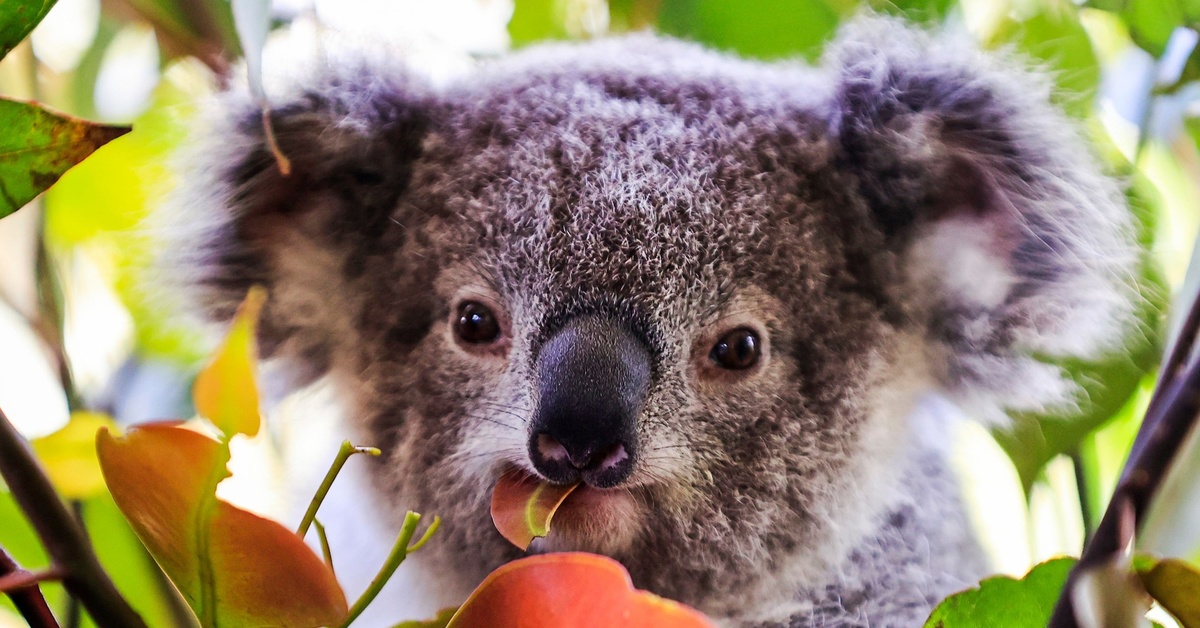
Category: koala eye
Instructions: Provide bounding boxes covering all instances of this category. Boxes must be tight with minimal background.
[454,301,501,344]
[710,328,760,370]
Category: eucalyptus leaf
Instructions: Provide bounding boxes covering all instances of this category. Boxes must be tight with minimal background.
[509,0,570,46]
[0,0,58,60]
[0,98,128,220]
[924,558,1076,627]
[657,0,845,60]
[1137,557,1200,628]
[984,3,1100,118]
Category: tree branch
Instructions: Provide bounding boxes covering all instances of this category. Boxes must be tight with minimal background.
[0,406,146,628]
[1048,285,1200,626]
[0,545,60,627]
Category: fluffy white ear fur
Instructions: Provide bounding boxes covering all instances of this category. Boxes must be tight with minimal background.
[830,19,1142,426]
[904,215,1080,425]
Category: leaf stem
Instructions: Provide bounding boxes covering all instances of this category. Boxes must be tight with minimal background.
[0,568,63,592]
[0,546,60,628]
[1069,447,1094,545]
[337,512,439,628]
[313,518,334,578]
[296,440,380,538]
[34,216,81,413]
[407,517,441,554]
[0,406,146,628]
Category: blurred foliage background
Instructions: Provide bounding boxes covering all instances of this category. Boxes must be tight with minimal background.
[2,0,1200,625]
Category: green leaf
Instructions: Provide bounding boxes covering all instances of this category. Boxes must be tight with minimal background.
[924,557,1077,627]
[607,0,660,32]
[1137,557,1200,627]
[1125,0,1183,57]
[984,2,1100,118]
[0,491,62,615]
[657,0,847,61]
[121,0,241,64]
[1187,117,1200,154]
[83,495,191,627]
[509,0,570,46]
[0,98,128,220]
[43,66,206,363]
[0,0,58,60]
[867,0,952,24]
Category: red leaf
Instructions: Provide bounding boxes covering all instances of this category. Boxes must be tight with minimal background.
[97,423,347,627]
[490,469,578,551]
[447,552,715,628]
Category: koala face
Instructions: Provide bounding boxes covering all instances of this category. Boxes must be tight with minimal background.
[350,61,914,608]
[167,18,1141,623]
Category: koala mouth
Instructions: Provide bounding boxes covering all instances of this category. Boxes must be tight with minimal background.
[492,467,641,554]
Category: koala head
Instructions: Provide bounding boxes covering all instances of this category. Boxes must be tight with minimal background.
[165,18,1140,620]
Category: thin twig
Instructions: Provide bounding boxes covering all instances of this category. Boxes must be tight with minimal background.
[313,518,335,578]
[1070,448,1095,545]
[336,513,440,628]
[0,545,60,627]
[33,218,81,413]
[0,568,62,592]
[296,440,380,538]
[97,0,230,77]
[0,406,146,628]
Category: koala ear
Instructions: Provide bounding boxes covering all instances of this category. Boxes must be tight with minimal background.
[163,54,433,379]
[826,18,1143,422]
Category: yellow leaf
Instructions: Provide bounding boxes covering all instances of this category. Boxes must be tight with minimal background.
[30,411,119,499]
[193,286,266,439]
[97,422,347,628]
[1138,557,1200,627]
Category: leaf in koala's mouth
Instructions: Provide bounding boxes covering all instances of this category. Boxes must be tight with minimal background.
[491,469,579,551]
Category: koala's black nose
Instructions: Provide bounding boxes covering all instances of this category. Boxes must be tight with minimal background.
[530,317,649,488]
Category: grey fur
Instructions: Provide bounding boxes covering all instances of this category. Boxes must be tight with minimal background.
[162,17,1140,626]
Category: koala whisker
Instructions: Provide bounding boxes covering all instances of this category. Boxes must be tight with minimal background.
[644,443,690,453]
[472,402,529,421]
[462,411,520,431]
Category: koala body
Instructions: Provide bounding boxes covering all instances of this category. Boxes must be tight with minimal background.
[166,17,1141,627]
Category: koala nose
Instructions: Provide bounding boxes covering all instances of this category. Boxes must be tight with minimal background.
[530,316,650,488]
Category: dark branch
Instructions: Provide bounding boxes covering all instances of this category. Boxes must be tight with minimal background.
[0,544,60,627]
[0,406,147,628]
[1048,286,1200,626]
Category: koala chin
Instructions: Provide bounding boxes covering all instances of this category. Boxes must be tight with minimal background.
[163,16,1144,627]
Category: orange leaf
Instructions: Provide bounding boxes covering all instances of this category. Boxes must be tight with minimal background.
[97,423,347,627]
[490,469,578,551]
[447,553,715,628]
[193,286,266,439]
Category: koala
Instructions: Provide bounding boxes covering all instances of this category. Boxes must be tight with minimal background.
[163,16,1143,627]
